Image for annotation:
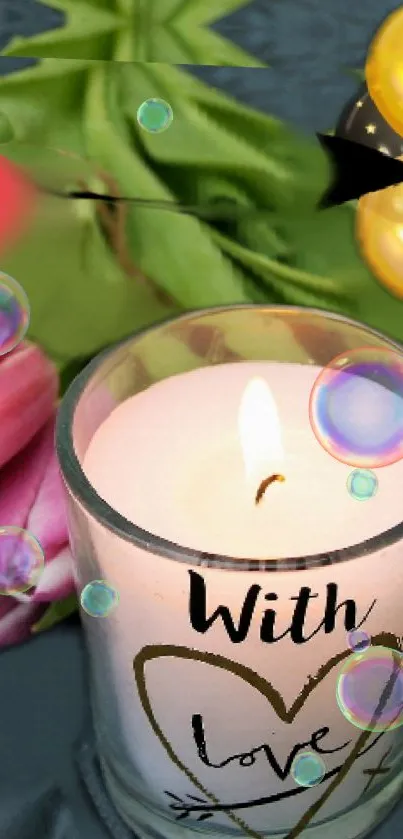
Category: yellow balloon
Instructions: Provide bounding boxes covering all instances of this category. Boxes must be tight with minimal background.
[356,176,403,300]
[366,8,403,137]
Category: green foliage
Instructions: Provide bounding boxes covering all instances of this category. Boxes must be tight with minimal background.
[0,0,401,366]
[0,186,177,359]
[3,0,266,66]
[32,593,79,634]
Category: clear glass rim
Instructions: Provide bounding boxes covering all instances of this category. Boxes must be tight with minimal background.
[56,304,403,573]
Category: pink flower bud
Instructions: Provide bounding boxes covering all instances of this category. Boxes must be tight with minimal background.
[0,341,58,469]
[0,346,75,648]
[0,154,37,255]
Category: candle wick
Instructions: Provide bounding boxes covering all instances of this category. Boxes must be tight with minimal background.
[255,473,285,505]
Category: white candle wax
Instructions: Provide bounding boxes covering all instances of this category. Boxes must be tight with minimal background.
[80,360,403,839]
[83,362,403,559]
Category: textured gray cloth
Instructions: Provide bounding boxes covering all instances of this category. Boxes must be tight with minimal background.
[200,0,403,130]
[4,788,79,839]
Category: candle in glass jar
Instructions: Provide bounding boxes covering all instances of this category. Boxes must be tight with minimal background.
[80,359,403,839]
[83,362,403,558]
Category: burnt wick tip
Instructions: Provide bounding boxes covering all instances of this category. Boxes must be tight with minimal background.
[255,473,285,505]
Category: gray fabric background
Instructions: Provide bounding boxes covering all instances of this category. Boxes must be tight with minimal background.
[1,1,403,837]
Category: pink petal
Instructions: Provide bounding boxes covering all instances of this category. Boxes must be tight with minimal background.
[33,545,76,602]
[0,418,54,528]
[26,447,68,553]
[0,154,38,256]
[0,598,46,648]
[0,595,16,621]
[0,341,58,469]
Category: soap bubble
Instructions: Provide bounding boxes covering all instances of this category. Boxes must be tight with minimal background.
[348,630,371,652]
[309,347,403,467]
[0,526,44,594]
[336,646,403,732]
[347,469,378,500]
[0,273,29,356]
[137,99,173,133]
[291,751,326,787]
[80,580,119,617]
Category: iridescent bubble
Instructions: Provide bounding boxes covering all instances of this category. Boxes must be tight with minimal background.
[291,751,326,787]
[80,580,119,618]
[137,99,173,133]
[0,526,44,594]
[347,469,378,500]
[309,347,403,467]
[336,646,403,732]
[0,273,29,356]
[348,629,371,652]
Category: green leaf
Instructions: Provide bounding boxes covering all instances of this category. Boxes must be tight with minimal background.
[0,140,96,188]
[2,2,121,60]
[129,62,325,202]
[269,203,403,342]
[1,0,266,67]
[155,64,285,152]
[120,64,328,214]
[0,111,15,143]
[355,274,403,344]
[0,62,90,148]
[32,593,79,635]
[209,228,355,312]
[0,58,90,85]
[82,64,251,309]
[0,188,177,361]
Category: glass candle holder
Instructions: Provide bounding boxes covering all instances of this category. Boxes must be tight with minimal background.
[56,305,403,839]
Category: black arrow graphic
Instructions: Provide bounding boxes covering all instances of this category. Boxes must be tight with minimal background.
[317,133,403,208]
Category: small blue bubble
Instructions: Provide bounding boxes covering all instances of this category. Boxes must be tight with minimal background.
[347,468,378,500]
[0,273,29,356]
[0,526,43,594]
[291,751,326,787]
[136,99,173,133]
[80,580,119,618]
[348,630,371,652]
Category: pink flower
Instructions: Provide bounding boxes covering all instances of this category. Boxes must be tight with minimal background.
[0,341,75,648]
[0,154,37,256]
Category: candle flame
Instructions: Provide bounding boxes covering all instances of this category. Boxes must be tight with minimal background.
[238,377,284,485]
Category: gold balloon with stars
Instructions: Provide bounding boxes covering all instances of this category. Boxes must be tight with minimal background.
[366,8,403,138]
[356,170,403,300]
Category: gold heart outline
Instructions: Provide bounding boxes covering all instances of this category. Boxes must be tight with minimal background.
[134,631,402,839]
